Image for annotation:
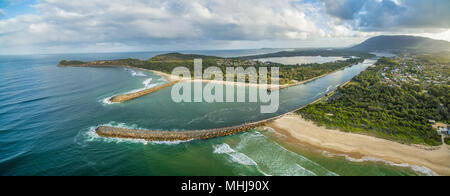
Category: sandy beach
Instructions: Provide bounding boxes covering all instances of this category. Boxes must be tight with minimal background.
[144,68,282,88]
[267,114,450,176]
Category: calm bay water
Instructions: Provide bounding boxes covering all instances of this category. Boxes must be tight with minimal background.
[0,50,425,176]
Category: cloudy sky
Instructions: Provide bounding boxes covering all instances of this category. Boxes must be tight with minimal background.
[0,0,449,54]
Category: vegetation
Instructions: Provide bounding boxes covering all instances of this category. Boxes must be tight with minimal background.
[242,49,375,59]
[59,52,368,85]
[299,56,449,146]
[59,60,86,66]
[348,35,450,53]
[446,137,450,145]
[417,52,450,64]
[274,58,364,84]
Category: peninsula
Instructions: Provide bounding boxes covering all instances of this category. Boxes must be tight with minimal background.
[58,51,370,103]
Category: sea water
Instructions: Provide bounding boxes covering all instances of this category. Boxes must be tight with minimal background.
[0,50,425,176]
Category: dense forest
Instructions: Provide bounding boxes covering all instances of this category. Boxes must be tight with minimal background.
[59,52,366,85]
[299,57,449,146]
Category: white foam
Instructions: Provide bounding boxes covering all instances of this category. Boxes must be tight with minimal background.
[100,76,165,105]
[123,79,161,94]
[295,164,317,176]
[260,127,287,138]
[102,96,117,105]
[213,143,257,166]
[142,78,153,88]
[125,68,147,77]
[79,122,192,145]
[322,151,438,176]
[213,143,235,154]
[230,152,258,166]
[235,132,338,176]
[132,79,166,93]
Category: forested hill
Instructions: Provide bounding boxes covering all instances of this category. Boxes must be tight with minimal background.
[348,35,450,53]
[299,56,449,146]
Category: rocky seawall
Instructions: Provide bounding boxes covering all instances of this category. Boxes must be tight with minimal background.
[96,118,278,141]
[95,80,334,142]
[58,63,180,103]
[110,80,180,103]
[94,100,318,142]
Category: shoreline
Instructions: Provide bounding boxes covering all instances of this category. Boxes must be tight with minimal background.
[267,63,355,91]
[147,62,361,91]
[116,59,368,101]
[66,61,450,175]
[266,114,450,176]
[59,63,346,90]
[111,67,281,103]
[60,61,363,103]
[145,68,283,89]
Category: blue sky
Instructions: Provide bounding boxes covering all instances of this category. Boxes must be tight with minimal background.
[0,0,37,19]
[0,0,449,54]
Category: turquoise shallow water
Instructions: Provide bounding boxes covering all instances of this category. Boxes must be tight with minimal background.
[0,50,427,176]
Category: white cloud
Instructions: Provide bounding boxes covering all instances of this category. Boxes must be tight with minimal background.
[1,0,338,53]
[320,0,450,31]
[0,0,448,54]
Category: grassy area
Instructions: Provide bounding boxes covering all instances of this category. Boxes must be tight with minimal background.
[445,137,450,145]
[299,57,449,146]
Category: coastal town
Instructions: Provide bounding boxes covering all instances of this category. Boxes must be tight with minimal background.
[379,55,449,86]
[376,54,450,139]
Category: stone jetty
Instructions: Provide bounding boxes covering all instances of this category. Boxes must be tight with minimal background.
[95,85,333,142]
[95,115,284,141]
[110,80,180,103]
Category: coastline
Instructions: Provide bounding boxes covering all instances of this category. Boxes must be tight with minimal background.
[266,114,450,176]
[61,59,450,176]
[111,67,281,103]
[112,59,369,101]
[60,60,365,101]
[147,68,283,88]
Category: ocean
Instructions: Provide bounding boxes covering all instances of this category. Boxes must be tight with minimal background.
[0,50,427,176]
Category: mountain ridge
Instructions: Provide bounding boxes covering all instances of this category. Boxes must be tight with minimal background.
[348,35,450,53]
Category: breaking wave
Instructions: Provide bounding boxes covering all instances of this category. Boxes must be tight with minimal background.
[213,132,337,176]
[101,76,165,105]
[124,68,147,77]
[214,143,258,166]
